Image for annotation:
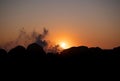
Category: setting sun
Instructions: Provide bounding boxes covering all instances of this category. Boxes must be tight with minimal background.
[59,42,68,49]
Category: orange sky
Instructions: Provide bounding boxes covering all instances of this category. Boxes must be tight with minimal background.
[0,0,120,49]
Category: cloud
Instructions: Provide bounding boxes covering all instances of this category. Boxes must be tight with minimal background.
[2,28,49,51]
[35,28,48,47]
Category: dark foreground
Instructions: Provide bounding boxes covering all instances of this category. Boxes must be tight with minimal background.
[0,43,120,66]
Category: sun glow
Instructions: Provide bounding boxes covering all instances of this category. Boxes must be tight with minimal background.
[59,42,68,49]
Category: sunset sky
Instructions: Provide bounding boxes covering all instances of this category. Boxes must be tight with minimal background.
[0,0,120,49]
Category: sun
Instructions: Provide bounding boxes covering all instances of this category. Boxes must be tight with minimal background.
[59,42,68,49]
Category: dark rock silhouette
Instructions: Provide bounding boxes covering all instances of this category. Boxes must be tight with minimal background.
[26,43,46,64]
[0,43,120,65]
[0,49,7,63]
[0,48,7,57]
[113,46,120,55]
[8,45,26,64]
[8,46,26,57]
[61,46,89,56]
[27,43,45,56]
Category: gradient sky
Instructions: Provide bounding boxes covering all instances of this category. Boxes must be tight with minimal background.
[0,0,120,49]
